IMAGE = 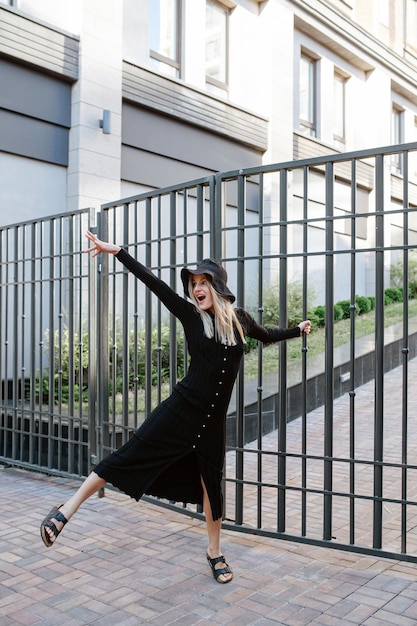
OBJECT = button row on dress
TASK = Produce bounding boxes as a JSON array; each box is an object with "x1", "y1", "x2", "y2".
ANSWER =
[{"x1": 192, "y1": 344, "x2": 229, "y2": 450}]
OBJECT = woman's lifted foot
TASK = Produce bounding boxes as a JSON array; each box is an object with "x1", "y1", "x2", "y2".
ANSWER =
[{"x1": 40, "y1": 505, "x2": 68, "y2": 547}]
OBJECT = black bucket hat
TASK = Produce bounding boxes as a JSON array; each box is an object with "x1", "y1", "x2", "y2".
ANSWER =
[{"x1": 181, "y1": 258, "x2": 235, "y2": 303}]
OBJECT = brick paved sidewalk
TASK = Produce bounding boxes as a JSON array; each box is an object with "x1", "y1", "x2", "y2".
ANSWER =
[
  {"x1": 1, "y1": 465, "x2": 417, "y2": 626},
  {"x1": 2, "y1": 356, "x2": 417, "y2": 625}
]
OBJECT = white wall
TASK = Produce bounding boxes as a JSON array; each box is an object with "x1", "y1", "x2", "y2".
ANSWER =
[
  {"x1": 67, "y1": 0, "x2": 123, "y2": 212},
  {"x1": 17, "y1": 0, "x2": 83, "y2": 35},
  {"x1": 0, "y1": 153, "x2": 67, "y2": 226}
]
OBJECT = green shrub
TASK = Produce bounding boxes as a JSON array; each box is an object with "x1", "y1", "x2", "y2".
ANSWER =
[
  {"x1": 307, "y1": 309, "x2": 323, "y2": 329},
  {"x1": 313, "y1": 305, "x2": 325, "y2": 327},
  {"x1": 261, "y1": 281, "x2": 316, "y2": 328},
  {"x1": 355, "y1": 295, "x2": 372, "y2": 314},
  {"x1": 244, "y1": 336, "x2": 258, "y2": 353},
  {"x1": 384, "y1": 287, "x2": 402, "y2": 303},
  {"x1": 334, "y1": 304, "x2": 344, "y2": 322},
  {"x1": 391, "y1": 252, "x2": 417, "y2": 294},
  {"x1": 409, "y1": 282, "x2": 417, "y2": 299},
  {"x1": 338, "y1": 300, "x2": 351, "y2": 319},
  {"x1": 40, "y1": 320, "x2": 186, "y2": 404}
]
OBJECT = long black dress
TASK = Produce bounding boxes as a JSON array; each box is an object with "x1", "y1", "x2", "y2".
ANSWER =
[{"x1": 94, "y1": 249, "x2": 301, "y2": 521}]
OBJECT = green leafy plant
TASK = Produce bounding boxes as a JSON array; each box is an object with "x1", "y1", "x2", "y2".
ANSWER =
[
  {"x1": 39, "y1": 320, "x2": 185, "y2": 404},
  {"x1": 384, "y1": 287, "x2": 402, "y2": 304},
  {"x1": 391, "y1": 252, "x2": 417, "y2": 298},
  {"x1": 261, "y1": 282, "x2": 315, "y2": 328}
]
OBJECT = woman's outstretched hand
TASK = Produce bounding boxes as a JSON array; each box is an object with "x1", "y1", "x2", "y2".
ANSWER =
[
  {"x1": 298, "y1": 320, "x2": 311, "y2": 335},
  {"x1": 84, "y1": 231, "x2": 121, "y2": 257}
]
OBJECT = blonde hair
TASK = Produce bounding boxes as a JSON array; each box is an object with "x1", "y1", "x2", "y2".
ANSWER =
[{"x1": 188, "y1": 278, "x2": 245, "y2": 345}]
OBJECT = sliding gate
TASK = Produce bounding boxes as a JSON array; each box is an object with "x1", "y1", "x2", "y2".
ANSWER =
[{"x1": 2, "y1": 143, "x2": 417, "y2": 561}]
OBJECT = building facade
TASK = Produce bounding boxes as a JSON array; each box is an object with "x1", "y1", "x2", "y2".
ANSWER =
[{"x1": 1, "y1": 0, "x2": 417, "y2": 299}]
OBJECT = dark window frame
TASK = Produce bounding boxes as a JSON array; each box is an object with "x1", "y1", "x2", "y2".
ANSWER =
[
  {"x1": 149, "y1": 0, "x2": 182, "y2": 78},
  {"x1": 333, "y1": 70, "x2": 348, "y2": 145},
  {"x1": 299, "y1": 52, "x2": 317, "y2": 138},
  {"x1": 205, "y1": 0, "x2": 230, "y2": 92},
  {"x1": 391, "y1": 104, "x2": 404, "y2": 174}
]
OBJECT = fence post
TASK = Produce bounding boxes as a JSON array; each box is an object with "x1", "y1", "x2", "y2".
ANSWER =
[
  {"x1": 87, "y1": 210, "x2": 98, "y2": 474},
  {"x1": 278, "y1": 168, "x2": 288, "y2": 533},
  {"x1": 373, "y1": 154, "x2": 385, "y2": 550},
  {"x1": 324, "y1": 161, "x2": 334, "y2": 542}
]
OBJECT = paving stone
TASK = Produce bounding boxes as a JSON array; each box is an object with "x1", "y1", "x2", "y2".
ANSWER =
[{"x1": 3, "y1": 358, "x2": 417, "y2": 624}]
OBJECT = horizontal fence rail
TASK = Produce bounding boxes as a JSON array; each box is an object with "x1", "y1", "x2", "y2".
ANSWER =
[{"x1": 2, "y1": 142, "x2": 417, "y2": 561}]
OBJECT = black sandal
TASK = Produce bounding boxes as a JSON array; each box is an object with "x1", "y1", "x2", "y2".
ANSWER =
[
  {"x1": 40, "y1": 505, "x2": 68, "y2": 547},
  {"x1": 206, "y1": 553, "x2": 233, "y2": 583}
]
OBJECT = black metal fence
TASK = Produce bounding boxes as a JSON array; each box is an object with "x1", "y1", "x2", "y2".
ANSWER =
[
  {"x1": 0, "y1": 208, "x2": 96, "y2": 477},
  {"x1": 2, "y1": 142, "x2": 417, "y2": 561}
]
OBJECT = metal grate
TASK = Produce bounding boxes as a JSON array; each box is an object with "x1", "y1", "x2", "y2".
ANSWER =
[{"x1": 0, "y1": 208, "x2": 95, "y2": 477}]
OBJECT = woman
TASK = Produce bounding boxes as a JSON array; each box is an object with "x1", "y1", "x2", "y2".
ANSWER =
[{"x1": 40, "y1": 231, "x2": 311, "y2": 584}]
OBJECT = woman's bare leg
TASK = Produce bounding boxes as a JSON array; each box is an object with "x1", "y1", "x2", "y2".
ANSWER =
[
  {"x1": 201, "y1": 478, "x2": 232, "y2": 583},
  {"x1": 44, "y1": 471, "x2": 106, "y2": 544}
]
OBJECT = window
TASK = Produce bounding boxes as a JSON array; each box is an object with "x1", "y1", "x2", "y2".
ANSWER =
[
  {"x1": 299, "y1": 54, "x2": 317, "y2": 137},
  {"x1": 149, "y1": 0, "x2": 181, "y2": 78},
  {"x1": 206, "y1": 0, "x2": 228, "y2": 90},
  {"x1": 405, "y1": 0, "x2": 417, "y2": 49},
  {"x1": 414, "y1": 115, "x2": 417, "y2": 177},
  {"x1": 391, "y1": 105, "x2": 404, "y2": 173},
  {"x1": 333, "y1": 72, "x2": 346, "y2": 147},
  {"x1": 377, "y1": 0, "x2": 389, "y2": 26}
]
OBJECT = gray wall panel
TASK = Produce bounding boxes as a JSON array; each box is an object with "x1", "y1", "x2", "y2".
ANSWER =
[
  {"x1": 123, "y1": 62, "x2": 268, "y2": 152},
  {"x1": 0, "y1": 58, "x2": 71, "y2": 126},
  {"x1": 0, "y1": 5, "x2": 79, "y2": 80},
  {"x1": 122, "y1": 145, "x2": 209, "y2": 188},
  {"x1": 0, "y1": 109, "x2": 69, "y2": 165},
  {"x1": 122, "y1": 103, "x2": 262, "y2": 187}
]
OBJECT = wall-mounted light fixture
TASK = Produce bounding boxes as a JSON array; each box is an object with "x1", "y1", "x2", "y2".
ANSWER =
[{"x1": 99, "y1": 110, "x2": 111, "y2": 134}]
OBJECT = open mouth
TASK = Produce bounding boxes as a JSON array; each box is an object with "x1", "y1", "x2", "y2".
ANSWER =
[{"x1": 197, "y1": 295, "x2": 205, "y2": 303}]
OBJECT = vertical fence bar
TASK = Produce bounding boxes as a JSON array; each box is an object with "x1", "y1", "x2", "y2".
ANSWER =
[
  {"x1": 11, "y1": 228, "x2": 19, "y2": 460},
  {"x1": 169, "y1": 191, "x2": 178, "y2": 391},
  {"x1": 234, "y1": 173, "x2": 246, "y2": 526},
  {"x1": 323, "y1": 162, "x2": 334, "y2": 541},
  {"x1": 132, "y1": 201, "x2": 140, "y2": 430},
  {"x1": 0, "y1": 229, "x2": 3, "y2": 458},
  {"x1": 401, "y1": 151, "x2": 409, "y2": 554},
  {"x1": 29, "y1": 223, "x2": 36, "y2": 465},
  {"x1": 56, "y1": 219, "x2": 63, "y2": 469},
  {"x1": 182, "y1": 191, "x2": 190, "y2": 378},
  {"x1": 67, "y1": 217, "x2": 75, "y2": 472},
  {"x1": 87, "y1": 209, "x2": 98, "y2": 474},
  {"x1": 37, "y1": 223, "x2": 45, "y2": 466},
  {"x1": 145, "y1": 198, "x2": 154, "y2": 416},
  {"x1": 278, "y1": 168, "x2": 288, "y2": 533},
  {"x1": 4, "y1": 231, "x2": 11, "y2": 456},
  {"x1": 19, "y1": 226, "x2": 26, "y2": 462},
  {"x1": 47, "y1": 222, "x2": 55, "y2": 469},
  {"x1": 256, "y1": 172, "x2": 264, "y2": 529},
  {"x1": 97, "y1": 210, "x2": 109, "y2": 462},
  {"x1": 349, "y1": 160, "x2": 357, "y2": 545},
  {"x1": 110, "y1": 214, "x2": 119, "y2": 447},
  {"x1": 301, "y1": 165, "x2": 309, "y2": 537},
  {"x1": 373, "y1": 153, "x2": 385, "y2": 550},
  {"x1": 213, "y1": 175, "x2": 222, "y2": 261},
  {"x1": 196, "y1": 183, "x2": 204, "y2": 260},
  {"x1": 121, "y1": 205, "x2": 130, "y2": 442}
]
